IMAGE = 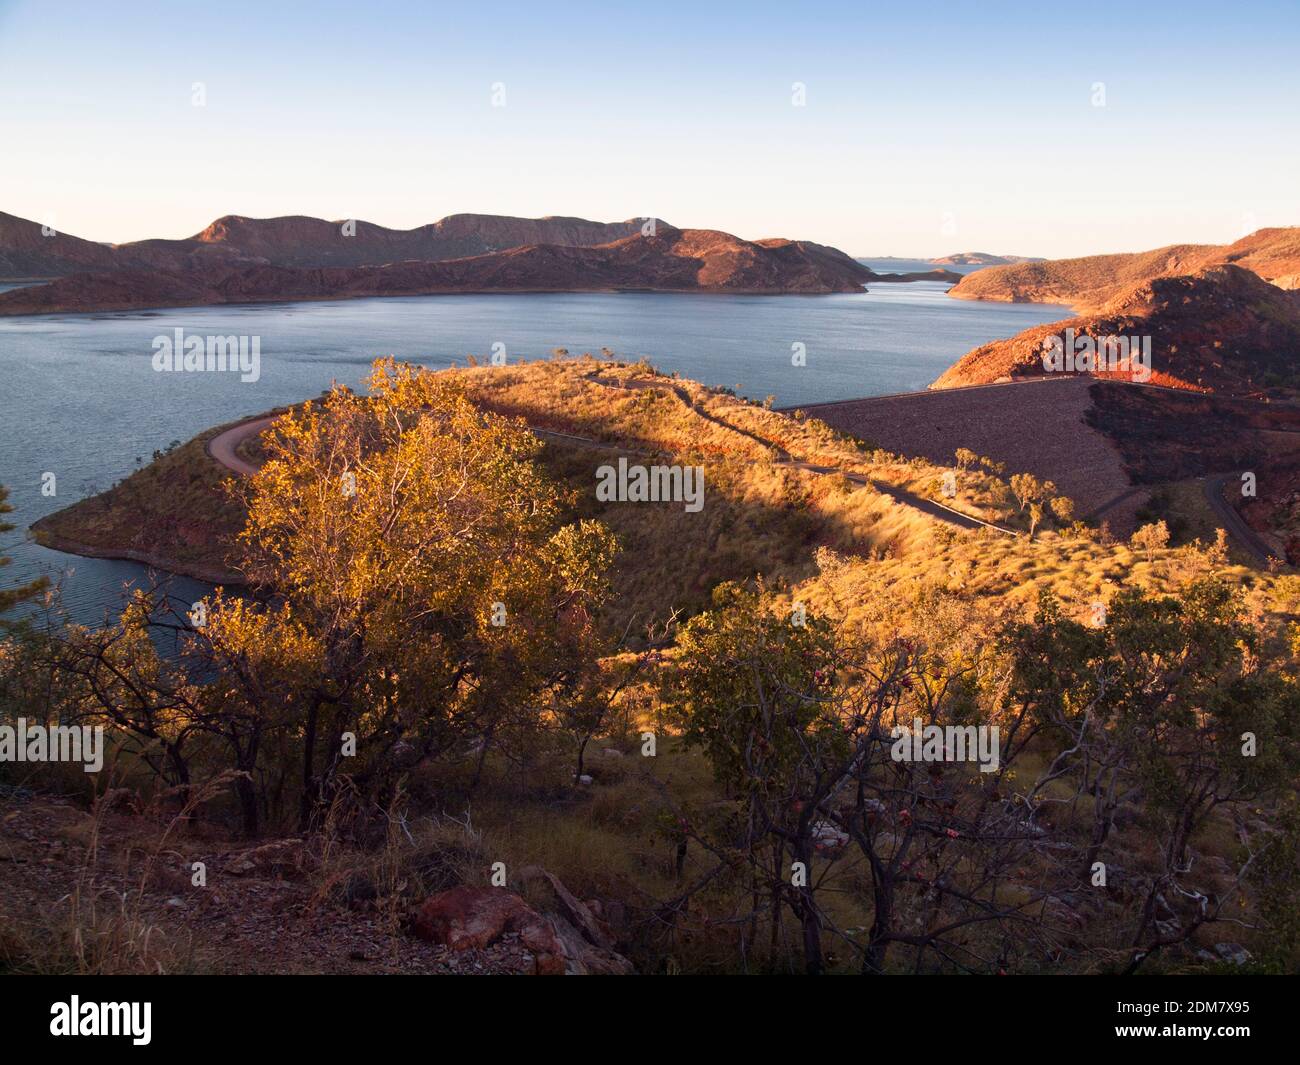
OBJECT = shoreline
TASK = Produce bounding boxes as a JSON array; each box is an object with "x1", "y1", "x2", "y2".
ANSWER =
[
  {"x1": 27, "y1": 371, "x2": 1282, "y2": 582},
  {"x1": 0, "y1": 282, "x2": 881, "y2": 319},
  {"x1": 28, "y1": 524, "x2": 245, "y2": 586},
  {"x1": 0, "y1": 272, "x2": 970, "y2": 320},
  {"x1": 30, "y1": 367, "x2": 1020, "y2": 583}
]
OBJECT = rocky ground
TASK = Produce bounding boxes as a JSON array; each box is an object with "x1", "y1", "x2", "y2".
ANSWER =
[{"x1": 0, "y1": 788, "x2": 632, "y2": 975}]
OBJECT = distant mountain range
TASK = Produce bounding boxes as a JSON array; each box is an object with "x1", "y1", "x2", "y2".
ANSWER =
[
  {"x1": 0, "y1": 211, "x2": 664, "y2": 279},
  {"x1": 933, "y1": 263, "x2": 1300, "y2": 395},
  {"x1": 858, "y1": 253, "x2": 1044, "y2": 267},
  {"x1": 930, "y1": 252, "x2": 1046, "y2": 266},
  {"x1": 934, "y1": 226, "x2": 1300, "y2": 396},
  {"x1": 947, "y1": 228, "x2": 1300, "y2": 311},
  {"x1": 0, "y1": 213, "x2": 934, "y2": 313}
]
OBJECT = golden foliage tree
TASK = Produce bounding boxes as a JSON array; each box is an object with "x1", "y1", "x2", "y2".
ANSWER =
[{"x1": 219, "y1": 358, "x2": 616, "y2": 828}]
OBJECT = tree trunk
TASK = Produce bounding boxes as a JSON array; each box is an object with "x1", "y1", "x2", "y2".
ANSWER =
[
  {"x1": 575, "y1": 735, "x2": 591, "y2": 784},
  {"x1": 863, "y1": 872, "x2": 894, "y2": 974},
  {"x1": 299, "y1": 696, "x2": 320, "y2": 832},
  {"x1": 470, "y1": 725, "x2": 496, "y2": 792},
  {"x1": 768, "y1": 842, "x2": 784, "y2": 971},
  {"x1": 235, "y1": 772, "x2": 259, "y2": 837},
  {"x1": 794, "y1": 840, "x2": 822, "y2": 975}
]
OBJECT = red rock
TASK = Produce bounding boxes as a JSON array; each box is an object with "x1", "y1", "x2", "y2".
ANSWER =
[
  {"x1": 410, "y1": 886, "x2": 566, "y2": 975},
  {"x1": 934, "y1": 265, "x2": 1300, "y2": 396},
  {"x1": 948, "y1": 227, "x2": 1300, "y2": 311}
]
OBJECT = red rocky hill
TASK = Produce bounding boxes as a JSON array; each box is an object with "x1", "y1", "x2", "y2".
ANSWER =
[
  {"x1": 933, "y1": 265, "x2": 1300, "y2": 397},
  {"x1": 948, "y1": 228, "x2": 1300, "y2": 311},
  {"x1": 0, "y1": 226, "x2": 877, "y2": 315}
]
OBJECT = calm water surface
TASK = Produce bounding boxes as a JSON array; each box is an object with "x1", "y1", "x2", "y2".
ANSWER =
[{"x1": 0, "y1": 274, "x2": 1068, "y2": 622}]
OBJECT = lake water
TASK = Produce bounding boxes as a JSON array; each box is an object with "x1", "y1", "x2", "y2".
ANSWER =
[{"x1": 0, "y1": 271, "x2": 1068, "y2": 623}]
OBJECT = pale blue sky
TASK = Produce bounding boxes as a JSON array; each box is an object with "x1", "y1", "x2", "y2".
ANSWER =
[{"x1": 1, "y1": 0, "x2": 1296, "y2": 257}]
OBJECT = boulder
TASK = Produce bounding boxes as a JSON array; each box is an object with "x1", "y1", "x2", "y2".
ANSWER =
[
  {"x1": 811, "y1": 820, "x2": 850, "y2": 854},
  {"x1": 411, "y1": 886, "x2": 566, "y2": 975},
  {"x1": 412, "y1": 874, "x2": 637, "y2": 975},
  {"x1": 1213, "y1": 942, "x2": 1253, "y2": 966},
  {"x1": 223, "y1": 838, "x2": 314, "y2": 878}
]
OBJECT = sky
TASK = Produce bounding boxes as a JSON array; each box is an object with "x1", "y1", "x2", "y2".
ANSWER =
[{"x1": 1, "y1": 0, "x2": 1297, "y2": 259}]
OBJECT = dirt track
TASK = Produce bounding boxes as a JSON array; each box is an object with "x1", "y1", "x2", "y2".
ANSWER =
[
  {"x1": 190, "y1": 376, "x2": 1293, "y2": 565},
  {"x1": 1203, "y1": 472, "x2": 1279, "y2": 565},
  {"x1": 203, "y1": 383, "x2": 1013, "y2": 537},
  {"x1": 206, "y1": 414, "x2": 278, "y2": 477}
]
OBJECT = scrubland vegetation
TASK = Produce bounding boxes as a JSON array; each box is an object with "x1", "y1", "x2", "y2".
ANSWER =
[{"x1": 3, "y1": 355, "x2": 1299, "y2": 975}]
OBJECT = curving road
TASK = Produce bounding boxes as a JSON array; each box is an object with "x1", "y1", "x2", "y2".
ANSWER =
[
  {"x1": 206, "y1": 378, "x2": 1286, "y2": 559},
  {"x1": 206, "y1": 414, "x2": 280, "y2": 477},
  {"x1": 1202, "y1": 472, "x2": 1277, "y2": 566},
  {"x1": 203, "y1": 387, "x2": 1013, "y2": 537}
]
